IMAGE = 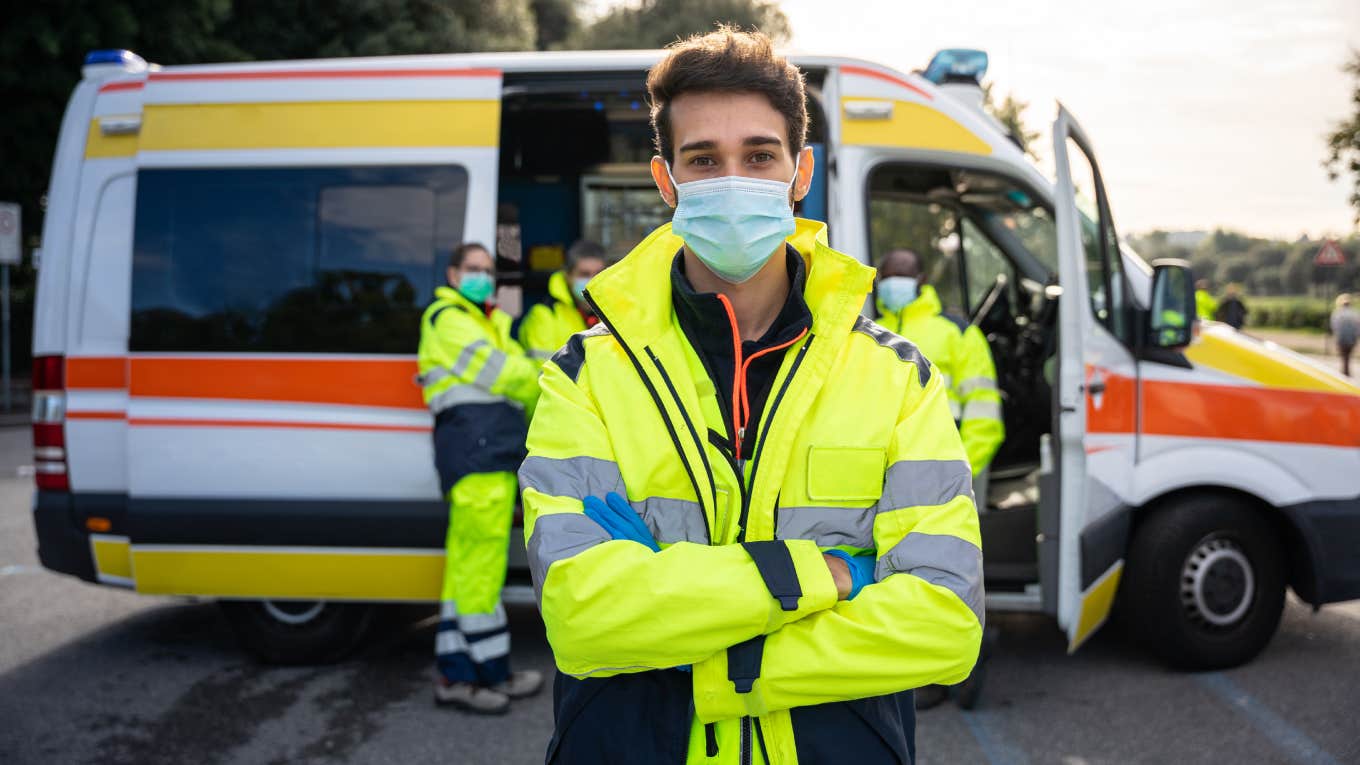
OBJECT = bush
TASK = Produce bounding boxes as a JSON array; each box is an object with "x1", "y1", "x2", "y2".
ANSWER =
[{"x1": 1247, "y1": 296, "x2": 1332, "y2": 331}]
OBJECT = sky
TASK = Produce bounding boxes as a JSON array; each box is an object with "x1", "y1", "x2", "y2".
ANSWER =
[{"x1": 776, "y1": 0, "x2": 1360, "y2": 238}]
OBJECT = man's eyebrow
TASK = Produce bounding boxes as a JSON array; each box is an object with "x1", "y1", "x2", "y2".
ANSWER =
[
  {"x1": 678, "y1": 139, "x2": 716, "y2": 153},
  {"x1": 743, "y1": 135, "x2": 783, "y2": 147}
]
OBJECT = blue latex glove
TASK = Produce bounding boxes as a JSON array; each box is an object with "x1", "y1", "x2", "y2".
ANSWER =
[
  {"x1": 823, "y1": 549, "x2": 877, "y2": 600},
  {"x1": 582, "y1": 491, "x2": 660, "y2": 552}
]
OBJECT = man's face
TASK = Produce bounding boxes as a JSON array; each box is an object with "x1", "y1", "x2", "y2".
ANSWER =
[
  {"x1": 879, "y1": 250, "x2": 923, "y2": 281},
  {"x1": 650, "y1": 91, "x2": 812, "y2": 206},
  {"x1": 568, "y1": 256, "x2": 606, "y2": 284},
  {"x1": 447, "y1": 246, "x2": 494, "y2": 289}
]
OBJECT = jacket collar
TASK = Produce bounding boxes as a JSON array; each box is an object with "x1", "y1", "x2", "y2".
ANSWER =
[
  {"x1": 671, "y1": 245, "x2": 812, "y2": 354},
  {"x1": 879, "y1": 283, "x2": 943, "y2": 326},
  {"x1": 434, "y1": 285, "x2": 491, "y2": 317},
  {"x1": 585, "y1": 219, "x2": 874, "y2": 350},
  {"x1": 547, "y1": 270, "x2": 574, "y2": 309}
]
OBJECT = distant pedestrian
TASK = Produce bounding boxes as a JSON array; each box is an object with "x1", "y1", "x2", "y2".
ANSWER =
[
  {"x1": 1215, "y1": 283, "x2": 1248, "y2": 330},
  {"x1": 1331, "y1": 294, "x2": 1359, "y2": 377},
  {"x1": 1195, "y1": 279, "x2": 1218, "y2": 322}
]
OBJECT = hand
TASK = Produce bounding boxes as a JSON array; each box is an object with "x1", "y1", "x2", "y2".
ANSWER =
[
  {"x1": 824, "y1": 553, "x2": 853, "y2": 600},
  {"x1": 582, "y1": 491, "x2": 660, "y2": 552},
  {"x1": 824, "y1": 550, "x2": 876, "y2": 601}
]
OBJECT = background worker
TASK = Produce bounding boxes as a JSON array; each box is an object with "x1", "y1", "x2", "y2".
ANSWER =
[
  {"x1": 417, "y1": 243, "x2": 544, "y2": 714},
  {"x1": 1195, "y1": 278, "x2": 1219, "y2": 322},
  {"x1": 522, "y1": 28, "x2": 982, "y2": 763},
  {"x1": 875, "y1": 248, "x2": 1003, "y2": 711},
  {"x1": 1215, "y1": 283, "x2": 1249, "y2": 330},
  {"x1": 1331, "y1": 293, "x2": 1359, "y2": 377},
  {"x1": 517, "y1": 239, "x2": 609, "y2": 361}
]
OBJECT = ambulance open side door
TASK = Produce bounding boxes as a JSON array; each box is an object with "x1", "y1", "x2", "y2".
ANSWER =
[{"x1": 1051, "y1": 105, "x2": 1140, "y2": 652}]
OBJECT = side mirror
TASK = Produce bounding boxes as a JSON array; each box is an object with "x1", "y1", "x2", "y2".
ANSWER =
[{"x1": 1148, "y1": 259, "x2": 1194, "y2": 348}]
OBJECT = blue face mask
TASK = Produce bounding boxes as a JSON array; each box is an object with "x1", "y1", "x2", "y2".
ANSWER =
[
  {"x1": 458, "y1": 271, "x2": 495, "y2": 305},
  {"x1": 878, "y1": 276, "x2": 919, "y2": 313},
  {"x1": 571, "y1": 277, "x2": 591, "y2": 301},
  {"x1": 668, "y1": 159, "x2": 799, "y2": 284}
]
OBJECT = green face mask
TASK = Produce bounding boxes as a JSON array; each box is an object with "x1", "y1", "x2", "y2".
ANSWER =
[{"x1": 458, "y1": 271, "x2": 495, "y2": 304}]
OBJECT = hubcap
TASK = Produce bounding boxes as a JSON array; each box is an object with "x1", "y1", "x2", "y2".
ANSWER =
[
  {"x1": 262, "y1": 599, "x2": 327, "y2": 626},
  {"x1": 1180, "y1": 537, "x2": 1254, "y2": 628}
]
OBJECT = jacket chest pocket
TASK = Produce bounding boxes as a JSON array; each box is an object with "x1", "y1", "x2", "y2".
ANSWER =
[{"x1": 806, "y1": 446, "x2": 886, "y2": 503}]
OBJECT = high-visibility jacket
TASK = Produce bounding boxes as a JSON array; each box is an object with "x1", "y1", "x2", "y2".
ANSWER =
[
  {"x1": 518, "y1": 270, "x2": 590, "y2": 362},
  {"x1": 417, "y1": 286, "x2": 540, "y2": 494},
  {"x1": 522, "y1": 219, "x2": 983, "y2": 764},
  {"x1": 1196, "y1": 289, "x2": 1219, "y2": 322},
  {"x1": 878, "y1": 285, "x2": 1004, "y2": 476}
]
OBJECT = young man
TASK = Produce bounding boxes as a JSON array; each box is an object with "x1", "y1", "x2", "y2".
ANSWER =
[
  {"x1": 417, "y1": 243, "x2": 544, "y2": 714},
  {"x1": 517, "y1": 239, "x2": 609, "y2": 361},
  {"x1": 521, "y1": 28, "x2": 983, "y2": 763}
]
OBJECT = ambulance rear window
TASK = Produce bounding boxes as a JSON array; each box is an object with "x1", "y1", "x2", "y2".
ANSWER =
[{"x1": 130, "y1": 165, "x2": 468, "y2": 354}]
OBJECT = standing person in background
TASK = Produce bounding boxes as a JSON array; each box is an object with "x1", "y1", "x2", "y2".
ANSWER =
[
  {"x1": 1332, "y1": 293, "x2": 1359, "y2": 377},
  {"x1": 417, "y1": 243, "x2": 544, "y2": 714},
  {"x1": 518, "y1": 240, "x2": 609, "y2": 361},
  {"x1": 1216, "y1": 283, "x2": 1249, "y2": 330},
  {"x1": 1195, "y1": 279, "x2": 1219, "y2": 323}
]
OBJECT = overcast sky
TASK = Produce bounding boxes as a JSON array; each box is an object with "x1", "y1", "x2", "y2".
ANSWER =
[{"x1": 777, "y1": 0, "x2": 1359, "y2": 238}]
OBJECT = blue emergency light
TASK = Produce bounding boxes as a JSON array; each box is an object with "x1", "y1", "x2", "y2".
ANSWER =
[
  {"x1": 84, "y1": 49, "x2": 143, "y2": 67},
  {"x1": 923, "y1": 49, "x2": 989, "y2": 85}
]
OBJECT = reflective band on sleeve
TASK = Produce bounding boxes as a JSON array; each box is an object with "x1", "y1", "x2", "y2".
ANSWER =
[
  {"x1": 957, "y1": 376, "x2": 998, "y2": 396},
  {"x1": 529, "y1": 349, "x2": 555, "y2": 361},
  {"x1": 526, "y1": 512, "x2": 612, "y2": 599},
  {"x1": 875, "y1": 531, "x2": 984, "y2": 624},
  {"x1": 450, "y1": 339, "x2": 490, "y2": 378},
  {"x1": 948, "y1": 399, "x2": 963, "y2": 420},
  {"x1": 878, "y1": 459, "x2": 974, "y2": 512},
  {"x1": 632, "y1": 497, "x2": 709, "y2": 545},
  {"x1": 440, "y1": 601, "x2": 459, "y2": 620},
  {"x1": 467, "y1": 632, "x2": 511, "y2": 663},
  {"x1": 427, "y1": 384, "x2": 509, "y2": 414},
  {"x1": 436, "y1": 629, "x2": 468, "y2": 657},
  {"x1": 419, "y1": 367, "x2": 453, "y2": 388},
  {"x1": 519, "y1": 455, "x2": 626, "y2": 500},
  {"x1": 961, "y1": 399, "x2": 1002, "y2": 422},
  {"x1": 474, "y1": 349, "x2": 507, "y2": 391},
  {"x1": 775, "y1": 504, "x2": 876, "y2": 549}
]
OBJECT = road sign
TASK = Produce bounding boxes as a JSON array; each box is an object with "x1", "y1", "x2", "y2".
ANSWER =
[
  {"x1": 1314, "y1": 239, "x2": 1346, "y2": 267},
  {"x1": 0, "y1": 204, "x2": 19, "y2": 265}
]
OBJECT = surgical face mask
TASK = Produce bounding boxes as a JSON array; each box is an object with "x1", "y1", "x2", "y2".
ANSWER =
[
  {"x1": 668, "y1": 159, "x2": 799, "y2": 284},
  {"x1": 878, "y1": 276, "x2": 919, "y2": 313},
  {"x1": 571, "y1": 277, "x2": 591, "y2": 301},
  {"x1": 458, "y1": 271, "x2": 495, "y2": 305}
]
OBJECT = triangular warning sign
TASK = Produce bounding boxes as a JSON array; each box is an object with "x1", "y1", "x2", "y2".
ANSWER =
[{"x1": 1314, "y1": 239, "x2": 1346, "y2": 266}]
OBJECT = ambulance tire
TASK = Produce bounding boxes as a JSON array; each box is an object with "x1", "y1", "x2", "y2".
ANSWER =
[
  {"x1": 1123, "y1": 495, "x2": 1284, "y2": 670},
  {"x1": 220, "y1": 600, "x2": 375, "y2": 665}
]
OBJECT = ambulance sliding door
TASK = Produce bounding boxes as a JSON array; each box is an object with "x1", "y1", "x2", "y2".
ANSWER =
[{"x1": 1051, "y1": 105, "x2": 1139, "y2": 651}]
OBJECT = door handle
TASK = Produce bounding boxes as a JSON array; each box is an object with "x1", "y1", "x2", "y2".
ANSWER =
[{"x1": 1086, "y1": 380, "x2": 1106, "y2": 395}]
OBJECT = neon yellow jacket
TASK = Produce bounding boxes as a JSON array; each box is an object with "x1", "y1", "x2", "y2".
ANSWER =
[
  {"x1": 522, "y1": 220, "x2": 983, "y2": 764},
  {"x1": 518, "y1": 271, "x2": 590, "y2": 362},
  {"x1": 879, "y1": 285, "x2": 1004, "y2": 477},
  {"x1": 417, "y1": 286, "x2": 540, "y2": 493},
  {"x1": 1196, "y1": 289, "x2": 1219, "y2": 322}
]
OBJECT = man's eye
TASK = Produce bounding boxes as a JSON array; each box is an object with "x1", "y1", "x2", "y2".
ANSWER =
[
  {"x1": 689, "y1": 156, "x2": 715, "y2": 167},
  {"x1": 750, "y1": 152, "x2": 774, "y2": 163}
]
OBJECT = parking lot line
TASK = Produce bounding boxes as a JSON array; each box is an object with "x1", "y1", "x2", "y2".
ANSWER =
[
  {"x1": 1196, "y1": 672, "x2": 1340, "y2": 765},
  {"x1": 959, "y1": 707, "x2": 1031, "y2": 765}
]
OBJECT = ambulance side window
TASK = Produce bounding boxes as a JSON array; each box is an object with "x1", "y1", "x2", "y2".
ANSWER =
[
  {"x1": 1063, "y1": 139, "x2": 1129, "y2": 342},
  {"x1": 130, "y1": 165, "x2": 468, "y2": 354},
  {"x1": 866, "y1": 166, "x2": 966, "y2": 317}
]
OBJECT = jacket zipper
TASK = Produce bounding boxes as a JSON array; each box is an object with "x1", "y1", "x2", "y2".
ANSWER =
[
  {"x1": 645, "y1": 346, "x2": 718, "y2": 543},
  {"x1": 737, "y1": 335, "x2": 814, "y2": 543},
  {"x1": 741, "y1": 716, "x2": 752, "y2": 765}
]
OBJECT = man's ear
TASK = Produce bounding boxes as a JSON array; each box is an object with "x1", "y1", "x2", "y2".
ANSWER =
[
  {"x1": 792, "y1": 145, "x2": 815, "y2": 202},
  {"x1": 650, "y1": 156, "x2": 677, "y2": 208},
  {"x1": 446, "y1": 266, "x2": 459, "y2": 288}
]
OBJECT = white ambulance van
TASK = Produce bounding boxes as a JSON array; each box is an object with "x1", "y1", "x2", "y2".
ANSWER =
[{"x1": 33, "y1": 47, "x2": 1360, "y2": 664}]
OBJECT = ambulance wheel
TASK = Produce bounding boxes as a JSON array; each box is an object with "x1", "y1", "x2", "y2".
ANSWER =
[
  {"x1": 220, "y1": 600, "x2": 375, "y2": 665},
  {"x1": 1122, "y1": 495, "x2": 1284, "y2": 670}
]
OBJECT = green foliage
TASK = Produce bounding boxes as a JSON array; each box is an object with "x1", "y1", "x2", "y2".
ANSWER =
[
  {"x1": 572, "y1": 0, "x2": 790, "y2": 50},
  {"x1": 1128, "y1": 229, "x2": 1359, "y2": 302},
  {"x1": 1322, "y1": 49, "x2": 1360, "y2": 228},
  {"x1": 982, "y1": 82, "x2": 1040, "y2": 160},
  {"x1": 1247, "y1": 296, "x2": 1333, "y2": 332}
]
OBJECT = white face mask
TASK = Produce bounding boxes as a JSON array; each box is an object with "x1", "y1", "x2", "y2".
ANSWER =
[
  {"x1": 878, "y1": 276, "x2": 919, "y2": 312},
  {"x1": 667, "y1": 158, "x2": 800, "y2": 284}
]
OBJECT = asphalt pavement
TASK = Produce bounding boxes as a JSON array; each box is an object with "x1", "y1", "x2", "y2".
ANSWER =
[{"x1": 1, "y1": 425, "x2": 1358, "y2": 764}]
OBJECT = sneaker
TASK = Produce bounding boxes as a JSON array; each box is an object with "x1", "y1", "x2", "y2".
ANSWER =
[
  {"x1": 434, "y1": 680, "x2": 510, "y2": 714},
  {"x1": 492, "y1": 669, "x2": 544, "y2": 700}
]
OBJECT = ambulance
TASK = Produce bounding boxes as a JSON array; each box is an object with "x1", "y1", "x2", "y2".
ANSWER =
[{"x1": 32, "y1": 47, "x2": 1360, "y2": 665}]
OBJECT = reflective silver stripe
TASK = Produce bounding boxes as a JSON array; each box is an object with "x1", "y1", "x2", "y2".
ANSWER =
[
  {"x1": 529, "y1": 349, "x2": 554, "y2": 361},
  {"x1": 428, "y1": 384, "x2": 509, "y2": 414},
  {"x1": 526, "y1": 512, "x2": 612, "y2": 600},
  {"x1": 879, "y1": 459, "x2": 974, "y2": 512},
  {"x1": 633, "y1": 497, "x2": 708, "y2": 545},
  {"x1": 468, "y1": 632, "x2": 511, "y2": 663},
  {"x1": 961, "y1": 399, "x2": 1003, "y2": 422},
  {"x1": 436, "y1": 630, "x2": 468, "y2": 656},
  {"x1": 875, "y1": 531, "x2": 984, "y2": 624},
  {"x1": 474, "y1": 349, "x2": 507, "y2": 391},
  {"x1": 440, "y1": 601, "x2": 458, "y2": 620},
  {"x1": 520, "y1": 455, "x2": 625, "y2": 500},
  {"x1": 460, "y1": 604, "x2": 507, "y2": 634},
  {"x1": 419, "y1": 367, "x2": 453, "y2": 388},
  {"x1": 451, "y1": 339, "x2": 490, "y2": 378},
  {"x1": 957, "y1": 376, "x2": 998, "y2": 396},
  {"x1": 776, "y1": 505, "x2": 875, "y2": 549},
  {"x1": 948, "y1": 398, "x2": 963, "y2": 420}
]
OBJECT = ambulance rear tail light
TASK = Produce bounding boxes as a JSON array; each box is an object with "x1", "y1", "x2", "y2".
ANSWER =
[{"x1": 32, "y1": 355, "x2": 68, "y2": 492}]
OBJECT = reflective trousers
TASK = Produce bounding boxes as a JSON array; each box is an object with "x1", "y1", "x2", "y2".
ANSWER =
[{"x1": 435, "y1": 470, "x2": 517, "y2": 686}]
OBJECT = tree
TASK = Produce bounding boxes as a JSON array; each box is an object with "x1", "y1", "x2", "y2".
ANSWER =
[
  {"x1": 530, "y1": 0, "x2": 582, "y2": 50},
  {"x1": 1323, "y1": 49, "x2": 1360, "y2": 228},
  {"x1": 982, "y1": 82, "x2": 1040, "y2": 160},
  {"x1": 572, "y1": 0, "x2": 790, "y2": 50}
]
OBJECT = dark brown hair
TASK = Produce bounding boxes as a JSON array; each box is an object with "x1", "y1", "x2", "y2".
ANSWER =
[
  {"x1": 449, "y1": 242, "x2": 489, "y2": 268},
  {"x1": 646, "y1": 26, "x2": 807, "y2": 165}
]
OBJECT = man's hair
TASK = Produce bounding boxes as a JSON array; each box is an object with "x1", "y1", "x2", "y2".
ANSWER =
[
  {"x1": 449, "y1": 242, "x2": 489, "y2": 269},
  {"x1": 646, "y1": 25, "x2": 807, "y2": 165},
  {"x1": 566, "y1": 239, "x2": 607, "y2": 271}
]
